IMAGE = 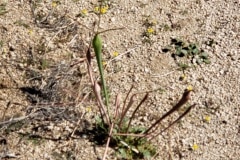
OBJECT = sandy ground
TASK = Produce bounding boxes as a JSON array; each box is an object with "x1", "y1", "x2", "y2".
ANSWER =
[{"x1": 0, "y1": 0, "x2": 239, "y2": 160}]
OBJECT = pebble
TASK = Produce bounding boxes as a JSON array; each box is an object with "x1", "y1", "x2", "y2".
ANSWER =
[{"x1": 110, "y1": 17, "x2": 115, "y2": 22}]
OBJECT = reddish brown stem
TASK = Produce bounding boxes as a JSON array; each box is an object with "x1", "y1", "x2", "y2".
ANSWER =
[
  {"x1": 121, "y1": 85, "x2": 134, "y2": 118},
  {"x1": 144, "y1": 90, "x2": 192, "y2": 136},
  {"x1": 148, "y1": 103, "x2": 196, "y2": 141},
  {"x1": 126, "y1": 93, "x2": 149, "y2": 133},
  {"x1": 119, "y1": 94, "x2": 136, "y2": 128}
]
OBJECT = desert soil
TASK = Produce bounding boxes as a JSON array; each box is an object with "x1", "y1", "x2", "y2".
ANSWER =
[{"x1": 0, "y1": 0, "x2": 239, "y2": 160}]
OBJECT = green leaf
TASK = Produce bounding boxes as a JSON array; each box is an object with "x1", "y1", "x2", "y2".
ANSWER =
[
  {"x1": 178, "y1": 63, "x2": 189, "y2": 70},
  {"x1": 0, "y1": 4, "x2": 8, "y2": 16},
  {"x1": 95, "y1": 115, "x2": 102, "y2": 124},
  {"x1": 143, "y1": 150, "x2": 151, "y2": 159},
  {"x1": 92, "y1": 34, "x2": 109, "y2": 107},
  {"x1": 200, "y1": 52, "x2": 209, "y2": 59},
  {"x1": 93, "y1": 34, "x2": 102, "y2": 58},
  {"x1": 129, "y1": 126, "x2": 146, "y2": 134},
  {"x1": 118, "y1": 148, "x2": 127, "y2": 159},
  {"x1": 196, "y1": 58, "x2": 203, "y2": 65},
  {"x1": 0, "y1": 40, "x2": 3, "y2": 48},
  {"x1": 180, "y1": 49, "x2": 188, "y2": 56},
  {"x1": 192, "y1": 48, "x2": 199, "y2": 55},
  {"x1": 175, "y1": 47, "x2": 182, "y2": 56},
  {"x1": 203, "y1": 59, "x2": 211, "y2": 64},
  {"x1": 40, "y1": 59, "x2": 49, "y2": 70},
  {"x1": 189, "y1": 43, "x2": 197, "y2": 49}
]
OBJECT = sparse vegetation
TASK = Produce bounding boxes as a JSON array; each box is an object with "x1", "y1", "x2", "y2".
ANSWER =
[
  {"x1": 0, "y1": 0, "x2": 238, "y2": 160},
  {"x1": 88, "y1": 2, "x2": 196, "y2": 159},
  {"x1": 162, "y1": 38, "x2": 211, "y2": 80},
  {"x1": 142, "y1": 16, "x2": 157, "y2": 44},
  {"x1": 0, "y1": 3, "x2": 8, "y2": 16},
  {"x1": 163, "y1": 38, "x2": 211, "y2": 66}
]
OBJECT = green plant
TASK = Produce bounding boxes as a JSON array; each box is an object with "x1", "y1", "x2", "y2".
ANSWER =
[
  {"x1": 142, "y1": 16, "x2": 157, "y2": 44},
  {"x1": 14, "y1": 20, "x2": 30, "y2": 28},
  {"x1": 163, "y1": 38, "x2": 211, "y2": 69},
  {"x1": 0, "y1": 3, "x2": 8, "y2": 16},
  {"x1": 92, "y1": 34, "x2": 109, "y2": 107},
  {"x1": 39, "y1": 58, "x2": 49, "y2": 70},
  {"x1": 0, "y1": 40, "x2": 3, "y2": 48},
  {"x1": 85, "y1": 2, "x2": 196, "y2": 160}
]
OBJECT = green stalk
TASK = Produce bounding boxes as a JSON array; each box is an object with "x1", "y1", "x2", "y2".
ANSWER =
[{"x1": 92, "y1": 34, "x2": 109, "y2": 107}]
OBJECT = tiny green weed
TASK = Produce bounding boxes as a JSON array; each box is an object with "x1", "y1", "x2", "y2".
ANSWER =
[
  {"x1": 0, "y1": 3, "x2": 8, "y2": 16},
  {"x1": 142, "y1": 16, "x2": 157, "y2": 44},
  {"x1": 163, "y1": 38, "x2": 211, "y2": 72}
]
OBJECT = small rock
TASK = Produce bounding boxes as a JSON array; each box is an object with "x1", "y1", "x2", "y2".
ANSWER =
[{"x1": 110, "y1": 17, "x2": 115, "y2": 22}]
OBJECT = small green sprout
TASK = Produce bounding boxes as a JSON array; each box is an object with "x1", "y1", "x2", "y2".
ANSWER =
[{"x1": 142, "y1": 16, "x2": 157, "y2": 44}]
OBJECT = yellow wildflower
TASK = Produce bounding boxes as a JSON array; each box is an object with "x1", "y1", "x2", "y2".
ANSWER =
[
  {"x1": 112, "y1": 51, "x2": 119, "y2": 57},
  {"x1": 28, "y1": 29, "x2": 33, "y2": 35},
  {"x1": 86, "y1": 106, "x2": 92, "y2": 112},
  {"x1": 147, "y1": 27, "x2": 154, "y2": 34},
  {"x1": 192, "y1": 143, "x2": 199, "y2": 150},
  {"x1": 102, "y1": 61, "x2": 107, "y2": 66},
  {"x1": 81, "y1": 9, "x2": 88, "y2": 15},
  {"x1": 100, "y1": 5, "x2": 108, "y2": 14},
  {"x1": 94, "y1": 6, "x2": 99, "y2": 12},
  {"x1": 94, "y1": 5, "x2": 108, "y2": 14},
  {"x1": 204, "y1": 115, "x2": 211, "y2": 123},
  {"x1": 52, "y1": 1, "x2": 57, "y2": 8},
  {"x1": 187, "y1": 85, "x2": 193, "y2": 91}
]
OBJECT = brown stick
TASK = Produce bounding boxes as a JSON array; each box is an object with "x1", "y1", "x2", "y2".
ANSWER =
[{"x1": 102, "y1": 122, "x2": 114, "y2": 160}]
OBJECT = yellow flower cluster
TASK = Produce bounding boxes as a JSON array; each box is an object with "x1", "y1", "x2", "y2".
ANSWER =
[
  {"x1": 86, "y1": 106, "x2": 92, "y2": 112},
  {"x1": 52, "y1": 2, "x2": 57, "y2": 8},
  {"x1": 147, "y1": 27, "x2": 154, "y2": 34},
  {"x1": 94, "y1": 5, "x2": 109, "y2": 14},
  {"x1": 81, "y1": 9, "x2": 88, "y2": 15},
  {"x1": 187, "y1": 85, "x2": 193, "y2": 91},
  {"x1": 52, "y1": 1, "x2": 60, "y2": 8},
  {"x1": 28, "y1": 29, "x2": 33, "y2": 35},
  {"x1": 112, "y1": 51, "x2": 119, "y2": 57},
  {"x1": 192, "y1": 143, "x2": 199, "y2": 150},
  {"x1": 204, "y1": 115, "x2": 211, "y2": 122}
]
